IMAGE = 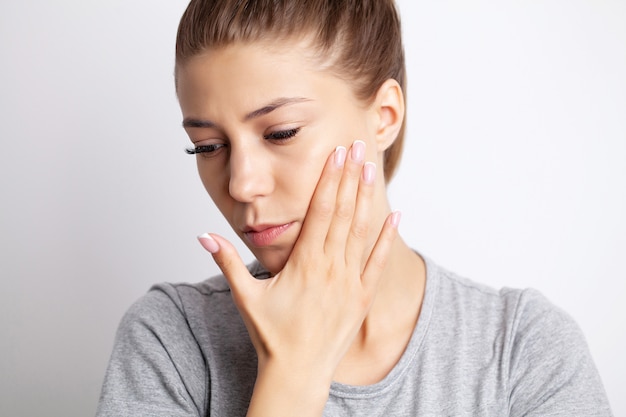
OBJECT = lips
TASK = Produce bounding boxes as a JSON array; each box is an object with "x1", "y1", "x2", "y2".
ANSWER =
[{"x1": 243, "y1": 222, "x2": 293, "y2": 247}]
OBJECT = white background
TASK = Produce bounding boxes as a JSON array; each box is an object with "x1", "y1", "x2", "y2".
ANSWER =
[{"x1": 1, "y1": 0, "x2": 624, "y2": 416}]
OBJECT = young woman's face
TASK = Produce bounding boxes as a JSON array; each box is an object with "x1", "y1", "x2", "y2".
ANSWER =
[{"x1": 177, "y1": 39, "x2": 386, "y2": 274}]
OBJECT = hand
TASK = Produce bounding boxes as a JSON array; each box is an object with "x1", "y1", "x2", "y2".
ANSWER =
[{"x1": 198, "y1": 140, "x2": 400, "y2": 415}]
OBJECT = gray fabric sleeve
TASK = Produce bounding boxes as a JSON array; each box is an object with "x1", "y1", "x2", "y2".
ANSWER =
[
  {"x1": 507, "y1": 289, "x2": 612, "y2": 417},
  {"x1": 96, "y1": 286, "x2": 208, "y2": 417}
]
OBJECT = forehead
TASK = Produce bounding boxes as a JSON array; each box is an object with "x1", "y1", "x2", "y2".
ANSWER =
[
  {"x1": 177, "y1": 36, "x2": 323, "y2": 84},
  {"x1": 175, "y1": 39, "x2": 361, "y2": 117}
]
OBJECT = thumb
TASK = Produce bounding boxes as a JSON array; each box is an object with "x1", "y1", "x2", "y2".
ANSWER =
[{"x1": 197, "y1": 233, "x2": 253, "y2": 297}]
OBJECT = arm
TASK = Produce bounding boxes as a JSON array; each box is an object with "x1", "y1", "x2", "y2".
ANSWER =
[
  {"x1": 508, "y1": 290, "x2": 613, "y2": 417},
  {"x1": 96, "y1": 287, "x2": 206, "y2": 417}
]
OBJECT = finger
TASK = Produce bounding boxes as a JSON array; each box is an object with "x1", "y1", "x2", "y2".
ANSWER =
[
  {"x1": 197, "y1": 233, "x2": 254, "y2": 300},
  {"x1": 361, "y1": 211, "x2": 401, "y2": 295},
  {"x1": 295, "y1": 145, "x2": 346, "y2": 252},
  {"x1": 324, "y1": 140, "x2": 366, "y2": 253},
  {"x1": 345, "y1": 161, "x2": 377, "y2": 264}
]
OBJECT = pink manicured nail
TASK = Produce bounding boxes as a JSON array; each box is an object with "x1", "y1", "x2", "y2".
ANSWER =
[
  {"x1": 363, "y1": 162, "x2": 376, "y2": 184},
  {"x1": 390, "y1": 211, "x2": 402, "y2": 228},
  {"x1": 351, "y1": 140, "x2": 365, "y2": 163},
  {"x1": 198, "y1": 233, "x2": 219, "y2": 253},
  {"x1": 334, "y1": 146, "x2": 347, "y2": 168}
]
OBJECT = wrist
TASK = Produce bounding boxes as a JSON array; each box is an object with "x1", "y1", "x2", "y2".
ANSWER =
[{"x1": 247, "y1": 358, "x2": 331, "y2": 417}]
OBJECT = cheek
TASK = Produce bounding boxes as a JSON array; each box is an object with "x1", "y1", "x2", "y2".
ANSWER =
[
  {"x1": 197, "y1": 161, "x2": 229, "y2": 206},
  {"x1": 273, "y1": 135, "x2": 340, "y2": 208},
  {"x1": 273, "y1": 120, "x2": 372, "y2": 212}
]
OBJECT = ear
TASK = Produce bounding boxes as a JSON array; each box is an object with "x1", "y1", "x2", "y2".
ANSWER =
[{"x1": 370, "y1": 79, "x2": 405, "y2": 152}]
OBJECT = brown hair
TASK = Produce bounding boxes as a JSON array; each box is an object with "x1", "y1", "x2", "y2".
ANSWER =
[{"x1": 176, "y1": 0, "x2": 406, "y2": 180}]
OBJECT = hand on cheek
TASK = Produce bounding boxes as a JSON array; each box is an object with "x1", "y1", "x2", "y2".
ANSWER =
[{"x1": 197, "y1": 140, "x2": 400, "y2": 402}]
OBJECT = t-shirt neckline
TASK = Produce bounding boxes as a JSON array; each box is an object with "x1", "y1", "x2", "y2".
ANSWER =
[{"x1": 327, "y1": 254, "x2": 438, "y2": 399}]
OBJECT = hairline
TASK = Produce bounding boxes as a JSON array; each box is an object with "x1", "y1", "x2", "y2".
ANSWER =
[{"x1": 175, "y1": 32, "x2": 377, "y2": 106}]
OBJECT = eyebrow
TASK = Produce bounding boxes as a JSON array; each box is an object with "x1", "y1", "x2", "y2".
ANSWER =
[{"x1": 182, "y1": 97, "x2": 312, "y2": 128}]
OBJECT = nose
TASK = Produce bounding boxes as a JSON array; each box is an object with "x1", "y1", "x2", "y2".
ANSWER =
[{"x1": 228, "y1": 144, "x2": 274, "y2": 202}]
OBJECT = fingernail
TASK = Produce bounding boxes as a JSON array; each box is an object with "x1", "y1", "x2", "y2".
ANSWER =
[
  {"x1": 334, "y1": 146, "x2": 347, "y2": 168},
  {"x1": 363, "y1": 162, "x2": 376, "y2": 184},
  {"x1": 351, "y1": 140, "x2": 365, "y2": 163},
  {"x1": 390, "y1": 211, "x2": 402, "y2": 228},
  {"x1": 198, "y1": 233, "x2": 219, "y2": 253}
]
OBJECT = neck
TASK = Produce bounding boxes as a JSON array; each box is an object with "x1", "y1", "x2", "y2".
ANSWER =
[
  {"x1": 363, "y1": 235, "x2": 425, "y2": 339},
  {"x1": 334, "y1": 234, "x2": 426, "y2": 385}
]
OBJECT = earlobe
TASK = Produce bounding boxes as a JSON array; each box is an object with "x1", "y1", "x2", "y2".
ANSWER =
[{"x1": 373, "y1": 79, "x2": 405, "y2": 152}]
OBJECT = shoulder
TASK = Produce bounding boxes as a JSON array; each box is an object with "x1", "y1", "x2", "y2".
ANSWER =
[
  {"x1": 119, "y1": 259, "x2": 270, "y2": 344},
  {"x1": 423, "y1": 258, "x2": 612, "y2": 415},
  {"x1": 425, "y1": 259, "x2": 524, "y2": 325},
  {"x1": 426, "y1": 258, "x2": 590, "y2": 356},
  {"x1": 430, "y1": 260, "x2": 611, "y2": 416},
  {"x1": 426, "y1": 258, "x2": 571, "y2": 327},
  {"x1": 97, "y1": 281, "x2": 214, "y2": 416},
  {"x1": 114, "y1": 274, "x2": 228, "y2": 341},
  {"x1": 503, "y1": 288, "x2": 612, "y2": 415},
  {"x1": 505, "y1": 287, "x2": 580, "y2": 346},
  {"x1": 125, "y1": 259, "x2": 269, "y2": 327},
  {"x1": 98, "y1": 262, "x2": 266, "y2": 416}
]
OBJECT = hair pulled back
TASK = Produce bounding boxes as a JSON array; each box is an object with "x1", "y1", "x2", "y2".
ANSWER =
[{"x1": 176, "y1": 0, "x2": 406, "y2": 180}]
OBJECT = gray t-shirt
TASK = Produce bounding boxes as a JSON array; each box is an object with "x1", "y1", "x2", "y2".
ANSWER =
[{"x1": 96, "y1": 257, "x2": 612, "y2": 416}]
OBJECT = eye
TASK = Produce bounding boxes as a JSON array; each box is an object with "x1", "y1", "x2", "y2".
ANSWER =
[
  {"x1": 185, "y1": 143, "x2": 227, "y2": 157},
  {"x1": 263, "y1": 127, "x2": 300, "y2": 142}
]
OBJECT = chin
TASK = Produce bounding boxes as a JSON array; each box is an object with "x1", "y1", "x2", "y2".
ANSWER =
[{"x1": 251, "y1": 246, "x2": 291, "y2": 276}]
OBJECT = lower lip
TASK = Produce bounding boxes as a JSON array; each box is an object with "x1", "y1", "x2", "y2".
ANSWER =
[{"x1": 244, "y1": 223, "x2": 293, "y2": 247}]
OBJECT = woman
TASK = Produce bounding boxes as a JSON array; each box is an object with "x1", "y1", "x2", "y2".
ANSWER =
[{"x1": 97, "y1": 0, "x2": 612, "y2": 416}]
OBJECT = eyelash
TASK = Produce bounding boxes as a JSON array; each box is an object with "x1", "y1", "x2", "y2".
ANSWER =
[
  {"x1": 185, "y1": 144, "x2": 224, "y2": 156},
  {"x1": 185, "y1": 128, "x2": 301, "y2": 156},
  {"x1": 264, "y1": 127, "x2": 300, "y2": 141}
]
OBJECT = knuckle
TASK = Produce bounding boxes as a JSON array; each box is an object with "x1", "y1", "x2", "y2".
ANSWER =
[
  {"x1": 313, "y1": 200, "x2": 334, "y2": 219},
  {"x1": 216, "y1": 256, "x2": 233, "y2": 273},
  {"x1": 350, "y1": 221, "x2": 370, "y2": 240},
  {"x1": 334, "y1": 200, "x2": 354, "y2": 220},
  {"x1": 291, "y1": 252, "x2": 315, "y2": 272},
  {"x1": 359, "y1": 180, "x2": 375, "y2": 195},
  {"x1": 345, "y1": 161, "x2": 362, "y2": 178},
  {"x1": 372, "y1": 252, "x2": 388, "y2": 270},
  {"x1": 359, "y1": 292, "x2": 373, "y2": 310}
]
